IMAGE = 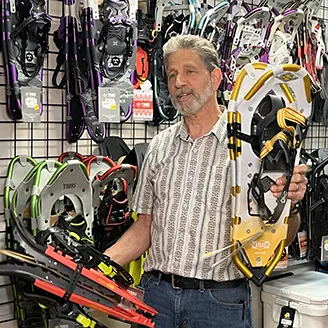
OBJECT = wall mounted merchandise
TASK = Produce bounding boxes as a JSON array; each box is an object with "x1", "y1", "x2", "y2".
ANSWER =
[{"x1": 1, "y1": 0, "x2": 328, "y2": 327}]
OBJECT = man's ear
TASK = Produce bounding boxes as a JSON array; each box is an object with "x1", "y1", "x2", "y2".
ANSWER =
[{"x1": 211, "y1": 68, "x2": 222, "y2": 90}]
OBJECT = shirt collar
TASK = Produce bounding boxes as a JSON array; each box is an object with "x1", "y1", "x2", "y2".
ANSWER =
[{"x1": 175, "y1": 105, "x2": 227, "y2": 143}]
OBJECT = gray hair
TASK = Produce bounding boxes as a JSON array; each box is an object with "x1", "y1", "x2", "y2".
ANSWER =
[{"x1": 163, "y1": 35, "x2": 220, "y2": 73}]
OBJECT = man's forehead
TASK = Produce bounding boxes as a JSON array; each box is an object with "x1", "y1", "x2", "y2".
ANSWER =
[{"x1": 167, "y1": 50, "x2": 203, "y2": 69}]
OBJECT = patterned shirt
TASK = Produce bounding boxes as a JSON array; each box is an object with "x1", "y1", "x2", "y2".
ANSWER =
[{"x1": 132, "y1": 110, "x2": 244, "y2": 282}]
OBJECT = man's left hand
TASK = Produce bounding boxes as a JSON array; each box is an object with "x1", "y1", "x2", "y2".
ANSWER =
[{"x1": 270, "y1": 164, "x2": 308, "y2": 206}]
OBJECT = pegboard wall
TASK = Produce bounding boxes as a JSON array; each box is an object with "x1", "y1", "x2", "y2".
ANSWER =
[
  {"x1": 0, "y1": 0, "x2": 328, "y2": 326},
  {"x1": 305, "y1": 122, "x2": 328, "y2": 151}
]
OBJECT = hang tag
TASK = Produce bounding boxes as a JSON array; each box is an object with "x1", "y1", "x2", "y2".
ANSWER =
[
  {"x1": 275, "y1": 246, "x2": 288, "y2": 270},
  {"x1": 98, "y1": 87, "x2": 121, "y2": 123},
  {"x1": 320, "y1": 235, "x2": 328, "y2": 262},
  {"x1": 119, "y1": 286, "x2": 145, "y2": 311},
  {"x1": 21, "y1": 87, "x2": 41, "y2": 123},
  {"x1": 278, "y1": 306, "x2": 295, "y2": 328},
  {"x1": 132, "y1": 89, "x2": 153, "y2": 122},
  {"x1": 297, "y1": 230, "x2": 307, "y2": 258},
  {"x1": 126, "y1": 285, "x2": 145, "y2": 301}
]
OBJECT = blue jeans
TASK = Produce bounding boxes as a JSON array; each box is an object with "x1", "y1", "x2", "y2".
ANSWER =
[{"x1": 135, "y1": 272, "x2": 253, "y2": 328}]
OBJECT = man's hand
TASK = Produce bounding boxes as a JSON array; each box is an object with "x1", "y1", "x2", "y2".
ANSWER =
[{"x1": 270, "y1": 164, "x2": 308, "y2": 206}]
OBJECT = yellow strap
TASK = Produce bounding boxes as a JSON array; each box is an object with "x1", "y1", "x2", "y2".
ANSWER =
[
  {"x1": 70, "y1": 221, "x2": 85, "y2": 227},
  {"x1": 67, "y1": 231, "x2": 81, "y2": 241},
  {"x1": 66, "y1": 230, "x2": 93, "y2": 244},
  {"x1": 260, "y1": 106, "x2": 307, "y2": 160},
  {"x1": 260, "y1": 132, "x2": 291, "y2": 159},
  {"x1": 76, "y1": 314, "x2": 96, "y2": 328},
  {"x1": 277, "y1": 107, "x2": 307, "y2": 130},
  {"x1": 277, "y1": 107, "x2": 307, "y2": 146}
]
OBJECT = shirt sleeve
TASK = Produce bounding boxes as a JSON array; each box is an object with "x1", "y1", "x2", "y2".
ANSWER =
[{"x1": 131, "y1": 143, "x2": 157, "y2": 215}]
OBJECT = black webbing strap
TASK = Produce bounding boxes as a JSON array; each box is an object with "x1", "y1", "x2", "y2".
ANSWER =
[
  {"x1": 11, "y1": 17, "x2": 35, "y2": 38},
  {"x1": 63, "y1": 264, "x2": 83, "y2": 300}
]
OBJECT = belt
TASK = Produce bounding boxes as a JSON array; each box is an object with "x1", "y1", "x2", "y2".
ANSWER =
[{"x1": 147, "y1": 270, "x2": 245, "y2": 289}]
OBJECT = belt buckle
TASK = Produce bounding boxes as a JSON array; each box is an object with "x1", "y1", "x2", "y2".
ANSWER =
[{"x1": 171, "y1": 275, "x2": 180, "y2": 289}]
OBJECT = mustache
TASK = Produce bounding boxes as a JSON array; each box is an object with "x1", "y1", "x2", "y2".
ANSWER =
[{"x1": 174, "y1": 89, "x2": 194, "y2": 98}]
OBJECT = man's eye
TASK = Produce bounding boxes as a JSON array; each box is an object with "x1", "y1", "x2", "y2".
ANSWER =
[
  {"x1": 168, "y1": 74, "x2": 176, "y2": 79},
  {"x1": 186, "y1": 70, "x2": 194, "y2": 74}
]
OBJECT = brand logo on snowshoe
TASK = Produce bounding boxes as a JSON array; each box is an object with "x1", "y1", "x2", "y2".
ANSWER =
[
  {"x1": 63, "y1": 183, "x2": 76, "y2": 189},
  {"x1": 252, "y1": 240, "x2": 270, "y2": 250},
  {"x1": 276, "y1": 72, "x2": 298, "y2": 82},
  {"x1": 26, "y1": 53, "x2": 34, "y2": 62},
  {"x1": 111, "y1": 56, "x2": 121, "y2": 66}
]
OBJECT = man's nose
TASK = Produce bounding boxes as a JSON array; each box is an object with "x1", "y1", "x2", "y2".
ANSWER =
[{"x1": 175, "y1": 74, "x2": 186, "y2": 88}]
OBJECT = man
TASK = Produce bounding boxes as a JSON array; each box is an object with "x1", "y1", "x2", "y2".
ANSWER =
[{"x1": 104, "y1": 35, "x2": 308, "y2": 328}]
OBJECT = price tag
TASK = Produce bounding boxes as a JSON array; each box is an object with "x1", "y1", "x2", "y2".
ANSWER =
[
  {"x1": 21, "y1": 87, "x2": 41, "y2": 123},
  {"x1": 321, "y1": 235, "x2": 328, "y2": 261},
  {"x1": 132, "y1": 89, "x2": 153, "y2": 122},
  {"x1": 98, "y1": 87, "x2": 121, "y2": 123},
  {"x1": 298, "y1": 230, "x2": 307, "y2": 258},
  {"x1": 278, "y1": 306, "x2": 296, "y2": 328}
]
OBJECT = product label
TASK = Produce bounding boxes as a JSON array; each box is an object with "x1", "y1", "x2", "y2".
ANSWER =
[
  {"x1": 278, "y1": 306, "x2": 295, "y2": 328},
  {"x1": 98, "y1": 87, "x2": 121, "y2": 123},
  {"x1": 127, "y1": 285, "x2": 145, "y2": 301},
  {"x1": 132, "y1": 89, "x2": 153, "y2": 122},
  {"x1": 321, "y1": 235, "x2": 328, "y2": 261},
  {"x1": 297, "y1": 230, "x2": 308, "y2": 258},
  {"x1": 275, "y1": 246, "x2": 288, "y2": 270},
  {"x1": 21, "y1": 87, "x2": 41, "y2": 123}
]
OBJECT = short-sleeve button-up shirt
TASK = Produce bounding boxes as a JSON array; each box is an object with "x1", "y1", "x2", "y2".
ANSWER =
[{"x1": 132, "y1": 110, "x2": 243, "y2": 282}]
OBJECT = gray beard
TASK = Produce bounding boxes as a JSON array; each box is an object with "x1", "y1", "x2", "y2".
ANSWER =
[{"x1": 172, "y1": 82, "x2": 213, "y2": 117}]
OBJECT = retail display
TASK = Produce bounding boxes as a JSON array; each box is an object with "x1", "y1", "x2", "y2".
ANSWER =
[
  {"x1": 1, "y1": 144, "x2": 151, "y2": 328},
  {"x1": 1, "y1": 0, "x2": 326, "y2": 139},
  {"x1": 53, "y1": 0, "x2": 106, "y2": 143},
  {"x1": 1, "y1": 0, "x2": 328, "y2": 327},
  {"x1": 301, "y1": 149, "x2": 328, "y2": 264}
]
